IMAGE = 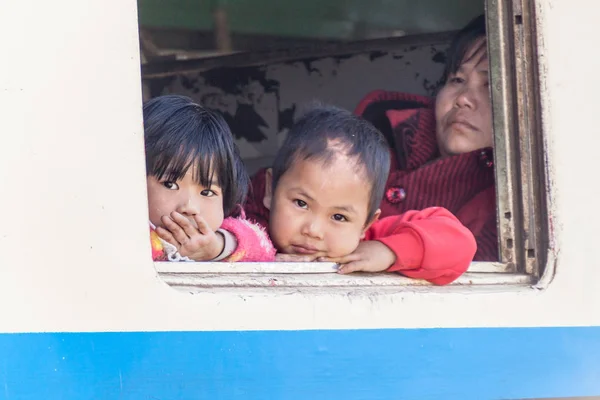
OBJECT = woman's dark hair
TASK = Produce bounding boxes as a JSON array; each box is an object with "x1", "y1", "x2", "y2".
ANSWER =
[
  {"x1": 442, "y1": 14, "x2": 487, "y2": 83},
  {"x1": 143, "y1": 95, "x2": 249, "y2": 216},
  {"x1": 272, "y1": 103, "x2": 390, "y2": 223}
]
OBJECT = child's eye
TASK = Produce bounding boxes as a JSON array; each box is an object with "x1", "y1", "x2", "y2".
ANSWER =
[
  {"x1": 294, "y1": 199, "x2": 308, "y2": 209},
  {"x1": 201, "y1": 189, "x2": 217, "y2": 197},
  {"x1": 162, "y1": 181, "x2": 179, "y2": 190},
  {"x1": 332, "y1": 214, "x2": 348, "y2": 222}
]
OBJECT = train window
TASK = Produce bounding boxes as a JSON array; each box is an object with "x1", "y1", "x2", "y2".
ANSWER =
[{"x1": 139, "y1": 0, "x2": 550, "y2": 291}]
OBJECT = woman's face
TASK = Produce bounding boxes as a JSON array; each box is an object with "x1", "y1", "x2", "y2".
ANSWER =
[{"x1": 435, "y1": 37, "x2": 493, "y2": 157}]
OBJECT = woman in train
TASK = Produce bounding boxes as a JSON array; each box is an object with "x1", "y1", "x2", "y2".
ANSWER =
[{"x1": 246, "y1": 14, "x2": 497, "y2": 261}]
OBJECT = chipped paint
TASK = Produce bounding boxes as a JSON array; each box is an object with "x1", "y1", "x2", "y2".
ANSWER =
[{"x1": 149, "y1": 41, "x2": 449, "y2": 173}]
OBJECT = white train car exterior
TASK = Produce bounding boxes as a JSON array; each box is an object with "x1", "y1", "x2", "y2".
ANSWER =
[{"x1": 0, "y1": 0, "x2": 599, "y2": 398}]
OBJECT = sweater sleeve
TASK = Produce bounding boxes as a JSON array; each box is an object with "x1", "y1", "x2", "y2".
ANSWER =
[
  {"x1": 219, "y1": 217, "x2": 276, "y2": 262},
  {"x1": 364, "y1": 207, "x2": 477, "y2": 285}
]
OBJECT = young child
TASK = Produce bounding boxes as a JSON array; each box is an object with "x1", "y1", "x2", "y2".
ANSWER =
[
  {"x1": 144, "y1": 95, "x2": 276, "y2": 262},
  {"x1": 246, "y1": 105, "x2": 477, "y2": 285}
]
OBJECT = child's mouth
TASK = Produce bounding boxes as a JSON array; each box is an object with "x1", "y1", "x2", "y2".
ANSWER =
[{"x1": 290, "y1": 244, "x2": 320, "y2": 255}]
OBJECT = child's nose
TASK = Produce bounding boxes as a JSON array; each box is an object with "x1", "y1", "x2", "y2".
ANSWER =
[
  {"x1": 176, "y1": 196, "x2": 200, "y2": 216},
  {"x1": 301, "y1": 218, "x2": 324, "y2": 240}
]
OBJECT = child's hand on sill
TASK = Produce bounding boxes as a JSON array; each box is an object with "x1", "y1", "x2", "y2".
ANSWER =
[
  {"x1": 318, "y1": 241, "x2": 396, "y2": 274},
  {"x1": 155, "y1": 211, "x2": 224, "y2": 261}
]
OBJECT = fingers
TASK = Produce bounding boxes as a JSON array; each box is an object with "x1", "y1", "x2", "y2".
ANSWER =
[
  {"x1": 337, "y1": 260, "x2": 390, "y2": 274},
  {"x1": 155, "y1": 227, "x2": 179, "y2": 249},
  {"x1": 317, "y1": 253, "x2": 361, "y2": 264},
  {"x1": 275, "y1": 253, "x2": 318, "y2": 262},
  {"x1": 337, "y1": 261, "x2": 368, "y2": 274},
  {"x1": 161, "y1": 212, "x2": 207, "y2": 246},
  {"x1": 193, "y1": 214, "x2": 211, "y2": 235},
  {"x1": 161, "y1": 215, "x2": 189, "y2": 246},
  {"x1": 170, "y1": 212, "x2": 200, "y2": 237}
]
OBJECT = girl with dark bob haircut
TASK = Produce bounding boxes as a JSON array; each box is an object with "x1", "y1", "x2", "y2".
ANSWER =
[{"x1": 144, "y1": 95, "x2": 275, "y2": 263}]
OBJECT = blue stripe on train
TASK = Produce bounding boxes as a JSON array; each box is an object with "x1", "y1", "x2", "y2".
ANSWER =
[{"x1": 0, "y1": 327, "x2": 599, "y2": 399}]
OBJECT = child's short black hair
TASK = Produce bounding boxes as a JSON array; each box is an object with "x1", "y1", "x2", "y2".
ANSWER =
[
  {"x1": 442, "y1": 14, "x2": 487, "y2": 83},
  {"x1": 143, "y1": 95, "x2": 249, "y2": 216},
  {"x1": 271, "y1": 104, "x2": 390, "y2": 223}
]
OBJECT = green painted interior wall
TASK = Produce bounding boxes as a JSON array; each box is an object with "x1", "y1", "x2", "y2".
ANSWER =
[{"x1": 138, "y1": 0, "x2": 484, "y2": 39}]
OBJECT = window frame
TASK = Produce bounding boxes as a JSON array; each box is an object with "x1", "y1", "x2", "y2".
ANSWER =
[
  {"x1": 487, "y1": 0, "x2": 550, "y2": 279},
  {"x1": 156, "y1": 261, "x2": 532, "y2": 293},
  {"x1": 147, "y1": 0, "x2": 553, "y2": 292}
]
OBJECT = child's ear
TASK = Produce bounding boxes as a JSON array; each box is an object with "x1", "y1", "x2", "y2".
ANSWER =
[
  {"x1": 360, "y1": 208, "x2": 381, "y2": 239},
  {"x1": 262, "y1": 168, "x2": 273, "y2": 210}
]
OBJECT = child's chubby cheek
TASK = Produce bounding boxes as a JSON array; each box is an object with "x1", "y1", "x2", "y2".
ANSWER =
[{"x1": 322, "y1": 236, "x2": 361, "y2": 259}]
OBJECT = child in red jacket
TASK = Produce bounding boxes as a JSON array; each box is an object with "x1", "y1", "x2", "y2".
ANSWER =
[{"x1": 250, "y1": 104, "x2": 476, "y2": 285}]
